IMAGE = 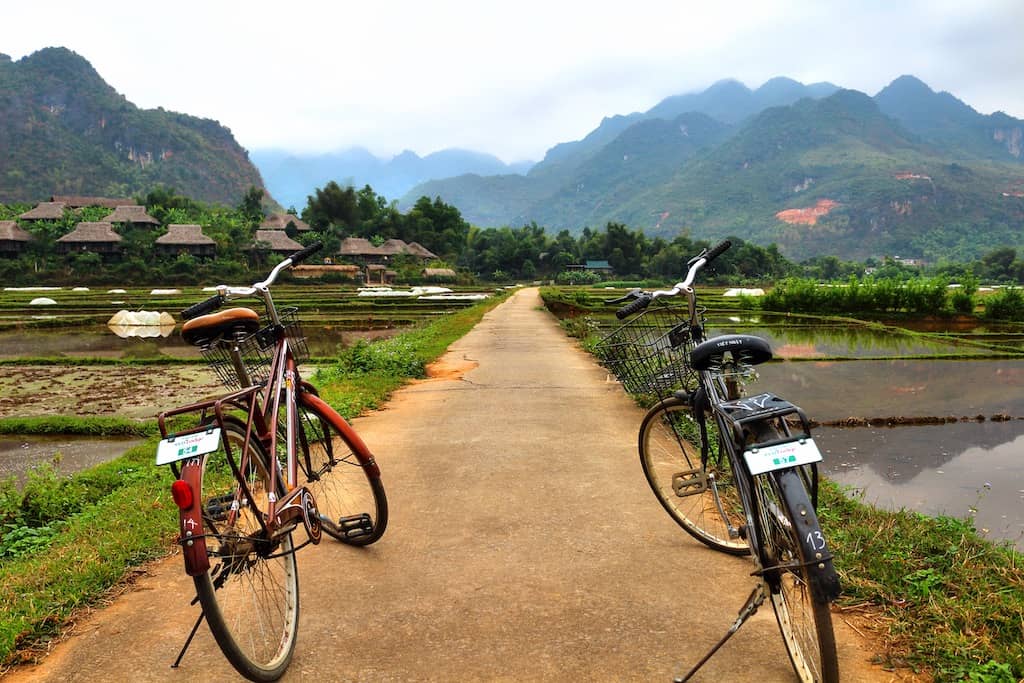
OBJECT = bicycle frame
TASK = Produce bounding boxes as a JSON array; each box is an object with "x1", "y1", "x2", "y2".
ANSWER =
[{"x1": 158, "y1": 261, "x2": 326, "y2": 576}]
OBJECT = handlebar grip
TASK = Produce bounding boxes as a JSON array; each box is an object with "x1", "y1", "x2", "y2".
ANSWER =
[
  {"x1": 181, "y1": 294, "x2": 224, "y2": 321},
  {"x1": 603, "y1": 288, "x2": 641, "y2": 305},
  {"x1": 288, "y1": 241, "x2": 323, "y2": 266},
  {"x1": 616, "y1": 294, "x2": 652, "y2": 319},
  {"x1": 705, "y1": 239, "x2": 732, "y2": 263}
]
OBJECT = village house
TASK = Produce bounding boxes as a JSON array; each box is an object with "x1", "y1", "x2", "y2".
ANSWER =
[
  {"x1": 155, "y1": 224, "x2": 217, "y2": 258},
  {"x1": 0, "y1": 221, "x2": 33, "y2": 257},
  {"x1": 259, "y1": 213, "x2": 311, "y2": 233},
  {"x1": 252, "y1": 229, "x2": 304, "y2": 257},
  {"x1": 55, "y1": 221, "x2": 122, "y2": 257},
  {"x1": 18, "y1": 202, "x2": 66, "y2": 223},
  {"x1": 51, "y1": 195, "x2": 135, "y2": 209},
  {"x1": 421, "y1": 267, "x2": 456, "y2": 281},
  {"x1": 103, "y1": 205, "x2": 160, "y2": 230}
]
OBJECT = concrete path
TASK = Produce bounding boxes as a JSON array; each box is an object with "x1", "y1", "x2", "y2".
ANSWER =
[{"x1": 7, "y1": 288, "x2": 889, "y2": 682}]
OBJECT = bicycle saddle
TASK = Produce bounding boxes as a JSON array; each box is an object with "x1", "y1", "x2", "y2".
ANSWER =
[
  {"x1": 689, "y1": 334, "x2": 772, "y2": 371},
  {"x1": 181, "y1": 307, "x2": 261, "y2": 346}
]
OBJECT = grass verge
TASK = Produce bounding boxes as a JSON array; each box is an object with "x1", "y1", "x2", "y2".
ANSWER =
[{"x1": 0, "y1": 292, "x2": 508, "y2": 667}]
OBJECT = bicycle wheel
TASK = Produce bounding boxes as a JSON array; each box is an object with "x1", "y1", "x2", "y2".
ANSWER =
[
  {"x1": 749, "y1": 436, "x2": 839, "y2": 682},
  {"x1": 193, "y1": 418, "x2": 299, "y2": 682},
  {"x1": 296, "y1": 391, "x2": 388, "y2": 545},
  {"x1": 638, "y1": 396, "x2": 749, "y2": 554}
]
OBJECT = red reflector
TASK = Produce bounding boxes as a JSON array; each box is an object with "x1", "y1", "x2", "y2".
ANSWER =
[{"x1": 170, "y1": 480, "x2": 194, "y2": 509}]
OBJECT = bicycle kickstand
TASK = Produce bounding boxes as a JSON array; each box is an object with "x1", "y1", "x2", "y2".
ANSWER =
[
  {"x1": 171, "y1": 596, "x2": 206, "y2": 669},
  {"x1": 673, "y1": 585, "x2": 766, "y2": 683}
]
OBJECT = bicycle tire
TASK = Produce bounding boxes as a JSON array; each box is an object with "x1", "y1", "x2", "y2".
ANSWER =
[
  {"x1": 193, "y1": 418, "x2": 299, "y2": 682},
  {"x1": 296, "y1": 391, "x2": 388, "y2": 545},
  {"x1": 638, "y1": 396, "x2": 749, "y2": 555},
  {"x1": 748, "y1": 426, "x2": 839, "y2": 683}
]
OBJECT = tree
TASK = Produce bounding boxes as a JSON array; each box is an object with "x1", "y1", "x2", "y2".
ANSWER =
[
  {"x1": 238, "y1": 186, "x2": 265, "y2": 224},
  {"x1": 302, "y1": 181, "x2": 359, "y2": 231}
]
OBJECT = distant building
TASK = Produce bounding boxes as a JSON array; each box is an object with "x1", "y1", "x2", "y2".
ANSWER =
[
  {"x1": 51, "y1": 195, "x2": 135, "y2": 209},
  {"x1": 19, "y1": 202, "x2": 66, "y2": 222},
  {"x1": 339, "y1": 237, "x2": 382, "y2": 261},
  {"x1": 422, "y1": 267, "x2": 456, "y2": 281},
  {"x1": 365, "y1": 263, "x2": 397, "y2": 285},
  {"x1": 260, "y1": 213, "x2": 311, "y2": 233},
  {"x1": 103, "y1": 205, "x2": 160, "y2": 229},
  {"x1": 155, "y1": 224, "x2": 216, "y2": 258},
  {"x1": 566, "y1": 260, "x2": 614, "y2": 275},
  {"x1": 56, "y1": 221, "x2": 123, "y2": 257},
  {"x1": 0, "y1": 221, "x2": 33, "y2": 257},
  {"x1": 252, "y1": 229, "x2": 304, "y2": 256}
]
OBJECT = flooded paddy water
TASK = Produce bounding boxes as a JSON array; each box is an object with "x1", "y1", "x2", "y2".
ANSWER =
[
  {"x1": 569, "y1": 301, "x2": 1024, "y2": 548},
  {"x1": 0, "y1": 284, "x2": 490, "y2": 483}
]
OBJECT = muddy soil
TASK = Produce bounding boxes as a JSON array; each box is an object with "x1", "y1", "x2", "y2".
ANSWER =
[{"x1": 0, "y1": 365, "x2": 225, "y2": 420}]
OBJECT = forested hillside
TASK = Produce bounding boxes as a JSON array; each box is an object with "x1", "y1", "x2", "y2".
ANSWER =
[
  {"x1": 0, "y1": 48, "x2": 267, "y2": 205},
  {"x1": 405, "y1": 77, "x2": 1024, "y2": 261}
]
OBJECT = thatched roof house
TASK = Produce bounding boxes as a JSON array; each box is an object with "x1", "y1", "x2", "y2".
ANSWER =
[
  {"x1": 260, "y1": 213, "x2": 311, "y2": 232},
  {"x1": 56, "y1": 222, "x2": 123, "y2": 255},
  {"x1": 0, "y1": 221, "x2": 33, "y2": 256},
  {"x1": 377, "y1": 238, "x2": 409, "y2": 256},
  {"x1": 406, "y1": 241, "x2": 438, "y2": 259},
  {"x1": 155, "y1": 224, "x2": 216, "y2": 258},
  {"x1": 103, "y1": 205, "x2": 160, "y2": 226},
  {"x1": 51, "y1": 196, "x2": 135, "y2": 209},
  {"x1": 19, "y1": 202, "x2": 66, "y2": 221},
  {"x1": 252, "y1": 229, "x2": 303, "y2": 255},
  {"x1": 339, "y1": 237, "x2": 381, "y2": 258},
  {"x1": 422, "y1": 267, "x2": 457, "y2": 280}
]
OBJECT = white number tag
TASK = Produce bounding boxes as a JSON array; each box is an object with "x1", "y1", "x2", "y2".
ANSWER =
[
  {"x1": 743, "y1": 437, "x2": 822, "y2": 475},
  {"x1": 156, "y1": 427, "x2": 221, "y2": 466}
]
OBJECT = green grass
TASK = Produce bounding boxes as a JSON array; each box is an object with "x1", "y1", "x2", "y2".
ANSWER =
[
  {"x1": 820, "y1": 482, "x2": 1023, "y2": 681},
  {"x1": 0, "y1": 292, "x2": 507, "y2": 666}
]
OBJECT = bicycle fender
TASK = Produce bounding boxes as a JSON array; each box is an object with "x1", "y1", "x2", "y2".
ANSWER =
[
  {"x1": 177, "y1": 458, "x2": 211, "y2": 577},
  {"x1": 775, "y1": 470, "x2": 841, "y2": 602}
]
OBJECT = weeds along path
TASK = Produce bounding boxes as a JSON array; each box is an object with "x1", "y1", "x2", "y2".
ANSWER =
[{"x1": 6, "y1": 288, "x2": 892, "y2": 682}]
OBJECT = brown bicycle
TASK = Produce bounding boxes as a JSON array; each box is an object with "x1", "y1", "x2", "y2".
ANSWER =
[{"x1": 155, "y1": 242, "x2": 387, "y2": 681}]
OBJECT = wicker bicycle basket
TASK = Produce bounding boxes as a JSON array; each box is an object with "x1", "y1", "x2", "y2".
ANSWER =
[
  {"x1": 592, "y1": 300, "x2": 701, "y2": 398},
  {"x1": 199, "y1": 307, "x2": 309, "y2": 390}
]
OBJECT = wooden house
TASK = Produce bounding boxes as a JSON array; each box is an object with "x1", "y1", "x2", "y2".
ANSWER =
[
  {"x1": 365, "y1": 263, "x2": 396, "y2": 285},
  {"x1": 155, "y1": 224, "x2": 216, "y2": 258},
  {"x1": 19, "y1": 202, "x2": 66, "y2": 222},
  {"x1": 252, "y1": 229, "x2": 303, "y2": 256},
  {"x1": 260, "y1": 213, "x2": 311, "y2": 233},
  {"x1": 56, "y1": 222, "x2": 122, "y2": 256},
  {"x1": 51, "y1": 195, "x2": 135, "y2": 209},
  {"x1": 406, "y1": 241, "x2": 438, "y2": 259},
  {"x1": 0, "y1": 221, "x2": 33, "y2": 257},
  {"x1": 103, "y1": 205, "x2": 160, "y2": 229},
  {"x1": 338, "y1": 237, "x2": 383, "y2": 262},
  {"x1": 422, "y1": 267, "x2": 457, "y2": 281}
]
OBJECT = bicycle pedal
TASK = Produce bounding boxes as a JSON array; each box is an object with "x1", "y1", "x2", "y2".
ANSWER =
[
  {"x1": 673, "y1": 468, "x2": 710, "y2": 496},
  {"x1": 205, "y1": 492, "x2": 236, "y2": 520},
  {"x1": 335, "y1": 513, "x2": 373, "y2": 539}
]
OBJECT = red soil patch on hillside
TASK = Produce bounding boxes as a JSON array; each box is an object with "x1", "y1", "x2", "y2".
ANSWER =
[{"x1": 775, "y1": 199, "x2": 839, "y2": 225}]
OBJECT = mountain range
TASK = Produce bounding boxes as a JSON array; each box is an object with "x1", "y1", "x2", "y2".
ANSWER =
[
  {"x1": 402, "y1": 75, "x2": 1024, "y2": 260},
  {"x1": 251, "y1": 147, "x2": 531, "y2": 211},
  {"x1": 0, "y1": 47, "x2": 266, "y2": 206},
  {"x1": 2, "y1": 48, "x2": 1022, "y2": 261}
]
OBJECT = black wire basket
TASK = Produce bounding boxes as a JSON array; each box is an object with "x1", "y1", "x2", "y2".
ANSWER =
[
  {"x1": 199, "y1": 307, "x2": 309, "y2": 390},
  {"x1": 592, "y1": 300, "x2": 701, "y2": 398}
]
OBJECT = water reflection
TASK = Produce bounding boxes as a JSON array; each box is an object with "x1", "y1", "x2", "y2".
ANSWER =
[
  {"x1": 756, "y1": 359, "x2": 1024, "y2": 422},
  {"x1": 817, "y1": 422, "x2": 1024, "y2": 550},
  {"x1": 0, "y1": 435, "x2": 144, "y2": 486}
]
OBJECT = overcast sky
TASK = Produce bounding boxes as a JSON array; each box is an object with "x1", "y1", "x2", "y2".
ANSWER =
[{"x1": 6, "y1": 0, "x2": 1024, "y2": 163}]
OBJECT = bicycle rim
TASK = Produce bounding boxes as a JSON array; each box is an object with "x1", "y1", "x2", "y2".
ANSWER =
[
  {"x1": 754, "y1": 470, "x2": 839, "y2": 683},
  {"x1": 638, "y1": 398, "x2": 749, "y2": 554},
  {"x1": 194, "y1": 419, "x2": 299, "y2": 681},
  {"x1": 296, "y1": 394, "x2": 388, "y2": 545}
]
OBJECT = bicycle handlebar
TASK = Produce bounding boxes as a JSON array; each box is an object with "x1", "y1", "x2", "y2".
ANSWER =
[
  {"x1": 180, "y1": 241, "x2": 324, "y2": 320},
  {"x1": 613, "y1": 240, "x2": 731, "y2": 319}
]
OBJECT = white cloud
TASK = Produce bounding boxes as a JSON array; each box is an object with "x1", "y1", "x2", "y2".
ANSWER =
[{"x1": 6, "y1": 0, "x2": 1023, "y2": 162}]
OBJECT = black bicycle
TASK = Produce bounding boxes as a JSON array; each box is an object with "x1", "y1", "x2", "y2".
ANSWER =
[{"x1": 595, "y1": 241, "x2": 840, "y2": 683}]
